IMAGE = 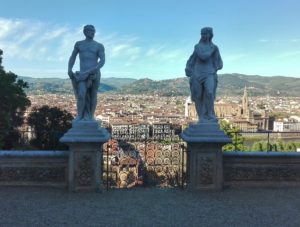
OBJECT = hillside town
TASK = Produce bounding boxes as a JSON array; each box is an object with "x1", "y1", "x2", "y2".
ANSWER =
[{"x1": 25, "y1": 87, "x2": 300, "y2": 139}]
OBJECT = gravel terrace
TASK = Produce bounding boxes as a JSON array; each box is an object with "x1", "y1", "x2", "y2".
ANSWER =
[{"x1": 0, "y1": 186, "x2": 300, "y2": 227}]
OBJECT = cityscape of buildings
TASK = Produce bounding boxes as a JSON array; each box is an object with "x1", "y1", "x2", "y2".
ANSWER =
[
  {"x1": 16, "y1": 89, "x2": 300, "y2": 187},
  {"x1": 25, "y1": 87, "x2": 300, "y2": 138}
]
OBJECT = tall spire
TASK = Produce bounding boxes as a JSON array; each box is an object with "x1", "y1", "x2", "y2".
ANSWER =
[
  {"x1": 242, "y1": 86, "x2": 249, "y2": 117},
  {"x1": 242, "y1": 86, "x2": 248, "y2": 107}
]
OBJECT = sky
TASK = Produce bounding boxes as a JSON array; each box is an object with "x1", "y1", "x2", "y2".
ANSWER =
[{"x1": 0, "y1": 0, "x2": 300, "y2": 80}]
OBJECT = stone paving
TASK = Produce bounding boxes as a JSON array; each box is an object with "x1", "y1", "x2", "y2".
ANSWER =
[{"x1": 0, "y1": 186, "x2": 300, "y2": 227}]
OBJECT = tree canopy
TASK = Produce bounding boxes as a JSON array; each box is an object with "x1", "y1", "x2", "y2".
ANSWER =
[
  {"x1": 27, "y1": 105, "x2": 73, "y2": 150},
  {"x1": 0, "y1": 60, "x2": 31, "y2": 149},
  {"x1": 220, "y1": 120, "x2": 248, "y2": 151}
]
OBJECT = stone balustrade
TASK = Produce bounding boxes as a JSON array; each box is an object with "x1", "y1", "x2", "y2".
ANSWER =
[
  {"x1": 1, "y1": 150, "x2": 300, "y2": 190},
  {"x1": 0, "y1": 150, "x2": 68, "y2": 187},
  {"x1": 223, "y1": 152, "x2": 300, "y2": 187}
]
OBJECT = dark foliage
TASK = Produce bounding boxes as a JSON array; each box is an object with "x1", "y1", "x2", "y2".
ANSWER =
[
  {"x1": 27, "y1": 105, "x2": 73, "y2": 150},
  {"x1": 0, "y1": 67, "x2": 31, "y2": 149}
]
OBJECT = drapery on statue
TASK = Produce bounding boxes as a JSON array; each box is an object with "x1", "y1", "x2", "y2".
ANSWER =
[
  {"x1": 185, "y1": 27, "x2": 223, "y2": 123},
  {"x1": 68, "y1": 25, "x2": 105, "y2": 121}
]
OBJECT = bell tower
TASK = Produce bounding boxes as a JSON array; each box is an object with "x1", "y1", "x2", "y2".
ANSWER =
[{"x1": 242, "y1": 86, "x2": 249, "y2": 119}]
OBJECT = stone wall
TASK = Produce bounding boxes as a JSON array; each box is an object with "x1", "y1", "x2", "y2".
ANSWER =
[
  {"x1": 2, "y1": 150, "x2": 300, "y2": 189},
  {"x1": 224, "y1": 152, "x2": 300, "y2": 187},
  {"x1": 0, "y1": 150, "x2": 68, "y2": 187}
]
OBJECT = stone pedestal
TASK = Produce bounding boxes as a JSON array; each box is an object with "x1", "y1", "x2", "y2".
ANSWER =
[
  {"x1": 60, "y1": 120, "x2": 110, "y2": 192},
  {"x1": 181, "y1": 123, "x2": 231, "y2": 191}
]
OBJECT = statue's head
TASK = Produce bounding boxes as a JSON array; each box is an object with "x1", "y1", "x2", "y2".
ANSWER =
[
  {"x1": 83, "y1": 25, "x2": 95, "y2": 39},
  {"x1": 200, "y1": 27, "x2": 213, "y2": 42}
]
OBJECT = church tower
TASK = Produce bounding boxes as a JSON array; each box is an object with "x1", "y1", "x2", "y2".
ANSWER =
[{"x1": 242, "y1": 86, "x2": 250, "y2": 119}]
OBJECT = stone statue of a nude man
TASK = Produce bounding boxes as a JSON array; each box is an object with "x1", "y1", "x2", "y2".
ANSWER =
[{"x1": 68, "y1": 25, "x2": 105, "y2": 121}]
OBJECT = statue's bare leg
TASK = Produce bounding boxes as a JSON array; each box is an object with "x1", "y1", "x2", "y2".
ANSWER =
[
  {"x1": 194, "y1": 83, "x2": 206, "y2": 123},
  {"x1": 90, "y1": 74, "x2": 100, "y2": 120},
  {"x1": 213, "y1": 74, "x2": 218, "y2": 100},
  {"x1": 204, "y1": 76, "x2": 217, "y2": 121},
  {"x1": 84, "y1": 88, "x2": 91, "y2": 120},
  {"x1": 76, "y1": 81, "x2": 87, "y2": 121}
]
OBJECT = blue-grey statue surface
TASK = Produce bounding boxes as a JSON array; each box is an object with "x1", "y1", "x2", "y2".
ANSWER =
[
  {"x1": 68, "y1": 25, "x2": 105, "y2": 121},
  {"x1": 185, "y1": 27, "x2": 223, "y2": 123}
]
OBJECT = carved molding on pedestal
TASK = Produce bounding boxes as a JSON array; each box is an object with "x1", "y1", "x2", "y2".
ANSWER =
[
  {"x1": 181, "y1": 122, "x2": 230, "y2": 191},
  {"x1": 198, "y1": 156, "x2": 213, "y2": 185},
  {"x1": 77, "y1": 155, "x2": 94, "y2": 186}
]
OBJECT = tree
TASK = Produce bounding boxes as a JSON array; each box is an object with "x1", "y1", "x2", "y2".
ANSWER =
[
  {"x1": 271, "y1": 143, "x2": 278, "y2": 151},
  {"x1": 284, "y1": 141, "x2": 297, "y2": 152},
  {"x1": 27, "y1": 105, "x2": 73, "y2": 150},
  {"x1": 261, "y1": 141, "x2": 269, "y2": 151},
  {"x1": 252, "y1": 141, "x2": 263, "y2": 151},
  {"x1": 274, "y1": 140, "x2": 285, "y2": 151},
  {"x1": 220, "y1": 120, "x2": 248, "y2": 151},
  {"x1": 251, "y1": 140, "x2": 297, "y2": 152},
  {"x1": 0, "y1": 53, "x2": 31, "y2": 149}
]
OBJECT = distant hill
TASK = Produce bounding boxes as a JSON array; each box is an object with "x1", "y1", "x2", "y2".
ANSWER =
[
  {"x1": 19, "y1": 76, "x2": 136, "y2": 94},
  {"x1": 19, "y1": 74, "x2": 300, "y2": 96},
  {"x1": 116, "y1": 74, "x2": 300, "y2": 96},
  {"x1": 218, "y1": 74, "x2": 300, "y2": 96},
  {"x1": 117, "y1": 78, "x2": 189, "y2": 96},
  {"x1": 101, "y1": 77, "x2": 136, "y2": 88}
]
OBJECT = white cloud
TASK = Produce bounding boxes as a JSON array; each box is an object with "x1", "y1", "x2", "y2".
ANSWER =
[
  {"x1": 145, "y1": 45, "x2": 188, "y2": 64},
  {"x1": 41, "y1": 27, "x2": 69, "y2": 41},
  {"x1": 106, "y1": 38, "x2": 141, "y2": 62},
  {"x1": 0, "y1": 17, "x2": 189, "y2": 78},
  {"x1": 277, "y1": 51, "x2": 300, "y2": 58},
  {"x1": 258, "y1": 39, "x2": 270, "y2": 43},
  {"x1": 0, "y1": 18, "x2": 25, "y2": 39},
  {"x1": 223, "y1": 53, "x2": 247, "y2": 62},
  {"x1": 290, "y1": 39, "x2": 300, "y2": 42},
  {"x1": 145, "y1": 45, "x2": 165, "y2": 57},
  {"x1": 0, "y1": 17, "x2": 142, "y2": 64},
  {"x1": 110, "y1": 44, "x2": 131, "y2": 57},
  {"x1": 258, "y1": 38, "x2": 300, "y2": 43},
  {"x1": 160, "y1": 50, "x2": 181, "y2": 61},
  {"x1": 0, "y1": 18, "x2": 76, "y2": 61}
]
